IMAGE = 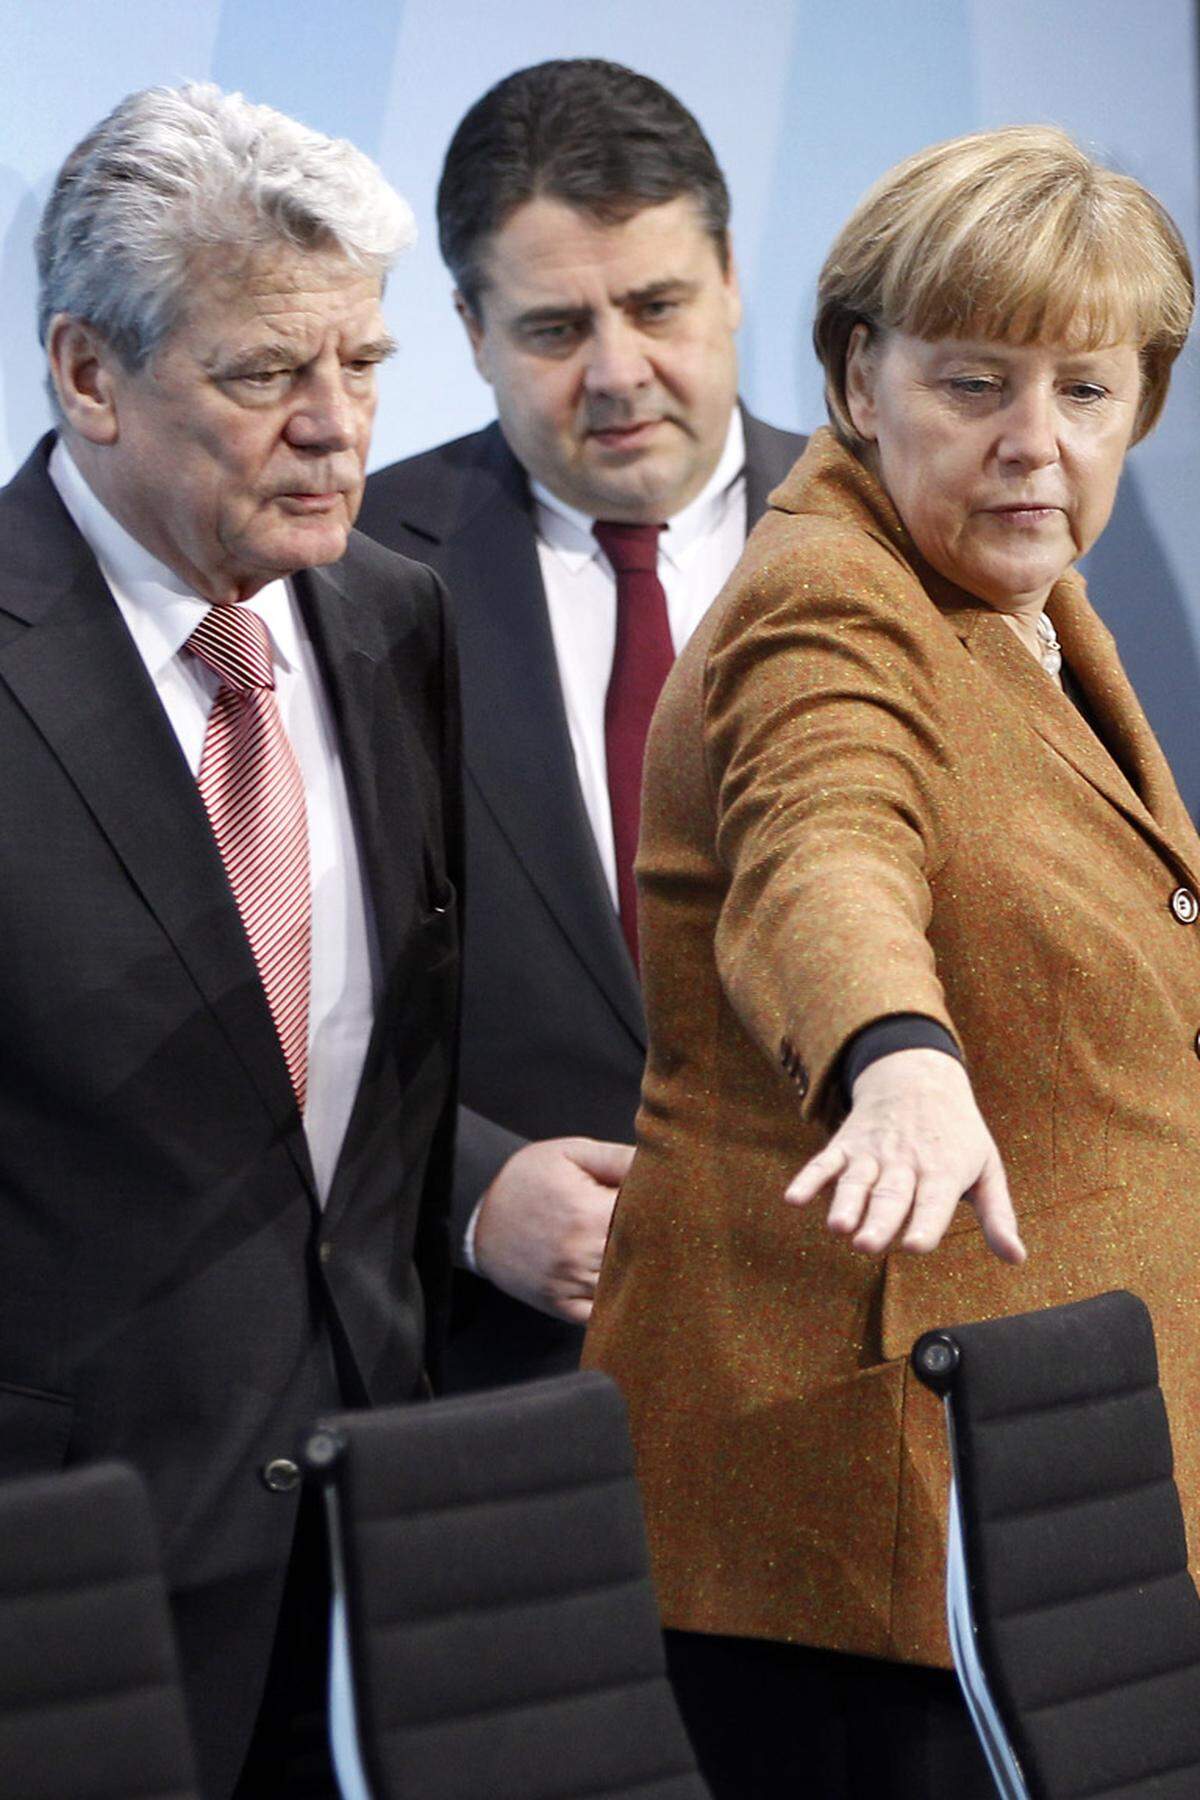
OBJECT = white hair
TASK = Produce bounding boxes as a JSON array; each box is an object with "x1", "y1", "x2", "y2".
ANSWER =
[{"x1": 37, "y1": 82, "x2": 415, "y2": 369}]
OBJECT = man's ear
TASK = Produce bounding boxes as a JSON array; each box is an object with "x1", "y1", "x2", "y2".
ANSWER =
[
  {"x1": 844, "y1": 322, "x2": 880, "y2": 443},
  {"x1": 46, "y1": 315, "x2": 121, "y2": 444},
  {"x1": 452, "y1": 290, "x2": 493, "y2": 384},
  {"x1": 720, "y1": 232, "x2": 743, "y2": 334}
]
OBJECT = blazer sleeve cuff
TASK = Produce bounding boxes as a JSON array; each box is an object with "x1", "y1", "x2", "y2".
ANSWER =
[{"x1": 837, "y1": 1014, "x2": 962, "y2": 1108}]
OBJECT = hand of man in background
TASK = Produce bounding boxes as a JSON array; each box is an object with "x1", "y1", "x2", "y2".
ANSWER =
[{"x1": 474, "y1": 1137, "x2": 635, "y2": 1322}]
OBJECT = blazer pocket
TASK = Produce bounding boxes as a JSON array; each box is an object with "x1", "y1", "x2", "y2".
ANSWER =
[{"x1": 0, "y1": 1380, "x2": 74, "y2": 1478}]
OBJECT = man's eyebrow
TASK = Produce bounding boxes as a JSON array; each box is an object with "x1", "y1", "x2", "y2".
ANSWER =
[
  {"x1": 512, "y1": 303, "x2": 591, "y2": 330},
  {"x1": 211, "y1": 342, "x2": 297, "y2": 375},
  {"x1": 619, "y1": 277, "x2": 697, "y2": 306},
  {"x1": 351, "y1": 335, "x2": 399, "y2": 362},
  {"x1": 212, "y1": 333, "x2": 399, "y2": 375},
  {"x1": 511, "y1": 278, "x2": 697, "y2": 331}
]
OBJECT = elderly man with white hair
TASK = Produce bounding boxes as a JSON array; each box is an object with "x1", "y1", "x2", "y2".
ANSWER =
[{"x1": 0, "y1": 84, "x2": 460, "y2": 1796}]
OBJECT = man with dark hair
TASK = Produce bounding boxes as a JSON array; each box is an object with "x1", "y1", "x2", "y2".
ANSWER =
[{"x1": 359, "y1": 58, "x2": 803, "y2": 1392}]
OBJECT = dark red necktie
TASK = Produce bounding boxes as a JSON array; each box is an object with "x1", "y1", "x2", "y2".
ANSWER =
[{"x1": 593, "y1": 520, "x2": 674, "y2": 969}]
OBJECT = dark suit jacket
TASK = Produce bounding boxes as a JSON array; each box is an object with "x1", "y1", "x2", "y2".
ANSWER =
[
  {"x1": 0, "y1": 438, "x2": 461, "y2": 1798},
  {"x1": 357, "y1": 408, "x2": 803, "y2": 1389}
]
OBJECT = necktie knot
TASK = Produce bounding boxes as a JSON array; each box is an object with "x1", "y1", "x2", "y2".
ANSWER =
[
  {"x1": 187, "y1": 604, "x2": 275, "y2": 692},
  {"x1": 593, "y1": 520, "x2": 664, "y2": 576}
]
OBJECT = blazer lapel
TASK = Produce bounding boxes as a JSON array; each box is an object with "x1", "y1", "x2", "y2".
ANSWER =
[
  {"x1": 947, "y1": 581, "x2": 1200, "y2": 888},
  {"x1": 0, "y1": 468, "x2": 315, "y2": 1189},
  {"x1": 1050, "y1": 577, "x2": 1200, "y2": 858},
  {"x1": 441, "y1": 432, "x2": 645, "y2": 1046}
]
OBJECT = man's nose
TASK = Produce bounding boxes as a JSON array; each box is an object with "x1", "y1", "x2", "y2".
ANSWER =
[
  {"x1": 582, "y1": 319, "x2": 652, "y2": 397},
  {"x1": 285, "y1": 364, "x2": 359, "y2": 451}
]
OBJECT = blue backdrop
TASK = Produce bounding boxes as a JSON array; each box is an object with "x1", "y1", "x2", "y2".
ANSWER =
[{"x1": 2, "y1": 0, "x2": 1198, "y2": 802}]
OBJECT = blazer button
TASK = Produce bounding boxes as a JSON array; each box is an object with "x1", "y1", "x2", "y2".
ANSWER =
[
  {"x1": 794, "y1": 1065, "x2": 809, "y2": 1100},
  {"x1": 1171, "y1": 887, "x2": 1199, "y2": 925},
  {"x1": 260, "y1": 1457, "x2": 301, "y2": 1494}
]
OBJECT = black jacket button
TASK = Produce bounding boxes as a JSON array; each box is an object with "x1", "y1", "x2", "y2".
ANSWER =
[{"x1": 261, "y1": 1458, "x2": 301, "y2": 1494}]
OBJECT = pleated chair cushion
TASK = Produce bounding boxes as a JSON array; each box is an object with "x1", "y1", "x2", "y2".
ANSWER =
[
  {"x1": 925, "y1": 1290, "x2": 1200, "y2": 1800},
  {"x1": 307, "y1": 1370, "x2": 710, "y2": 1800},
  {"x1": 0, "y1": 1458, "x2": 199, "y2": 1800}
]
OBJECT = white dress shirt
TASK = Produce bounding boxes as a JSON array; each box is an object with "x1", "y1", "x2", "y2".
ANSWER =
[
  {"x1": 531, "y1": 409, "x2": 748, "y2": 905},
  {"x1": 49, "y1": 438, "x2": 377, "y2": 1204}
]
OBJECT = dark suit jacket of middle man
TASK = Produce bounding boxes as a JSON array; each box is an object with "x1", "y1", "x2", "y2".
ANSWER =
[{"x1": 357, "y1": 406, "x2": 804, "y2": 1388}]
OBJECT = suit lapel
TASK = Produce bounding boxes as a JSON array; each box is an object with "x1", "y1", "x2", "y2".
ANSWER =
[
  {"x1": 443, "y1": 431, "x2": 645, "y2": 1046},
  {"x1": 297, "y1": 552, "x2": 463, "y2": 1227},
  {"x1": 1050, "y1": 578, "x2": 1200, "y2": 858},
  {"x1": 376, "y1": 413, "x2": 803, "y2": 1056},
  {"x1": 741, "y1": 406, "x2": 802, "y2": 524},
  {"x1": 0, "y1": 454, "x2": 315, "y2": 1189},
  {"x1": 947, "y1": 580, "x2": 1200, "y2": 888},
  {"x1": 295, "y1": 558, "x2": 422, "y2": 985}
]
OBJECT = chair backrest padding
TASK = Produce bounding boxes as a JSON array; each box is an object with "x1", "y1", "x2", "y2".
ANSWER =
[
  {"x1": 313, "y1": 1371, "x2": 709, "y2": 1800},
  {"x1": 0, "y1": 1458, "x2": 199, "y2": 1800},
  {"x1": 929, "y1": 1291, "x2": 1200, "y2": 1800}
]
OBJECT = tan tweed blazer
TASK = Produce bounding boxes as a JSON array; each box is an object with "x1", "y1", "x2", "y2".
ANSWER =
[{"x1": 584, "y1": 428, "x2": 1200, "y2": 1667}]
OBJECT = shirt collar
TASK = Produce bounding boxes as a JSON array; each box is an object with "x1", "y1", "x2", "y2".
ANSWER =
[
  {"x1": 48, "y1": 436, "x2": 300, "y2": 677},
  {"x1": 532, "y1": 407, "x2": 746, "y2": 574}
]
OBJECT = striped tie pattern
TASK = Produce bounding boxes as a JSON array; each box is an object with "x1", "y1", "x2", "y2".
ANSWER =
[{"x1": 187, "y1": 604, "x2": 311, "y2": 1109}]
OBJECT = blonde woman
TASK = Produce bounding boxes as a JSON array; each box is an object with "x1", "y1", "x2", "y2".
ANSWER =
[{"x1": 586, "y1": 127, "x2": 1197, "y2": 1798}]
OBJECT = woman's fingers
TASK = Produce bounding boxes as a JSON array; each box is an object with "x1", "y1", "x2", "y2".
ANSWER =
[
  {"x1": 825, "y1": 1156, "x2": 882, "y2": 1238},
  {"x1": 850, "y1": 1161, "x2": 918, "y2": 1253},
  {"x1": 968, "y1": 1153, "x2": 1026, "y2": 1265},
  {"x1": 781, "y1": 1047, "x2": 1024, "y2": 1265},
  {"x1": 785, "y1": 1141, "x2": 850, "y2": 1206},
  {"x1": 897, "y1": 1174, "x2": 962, "y2": 1254}
]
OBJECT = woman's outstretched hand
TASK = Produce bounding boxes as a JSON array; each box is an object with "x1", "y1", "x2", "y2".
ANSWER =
[{"x1": 785, "y1": 1047, "x2": 1026, "y2": 1264}]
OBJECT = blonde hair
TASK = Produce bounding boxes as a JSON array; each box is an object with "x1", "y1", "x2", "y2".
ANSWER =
[{"x1": 815, "y1": 125, "x2": 1193, "y2": 446}]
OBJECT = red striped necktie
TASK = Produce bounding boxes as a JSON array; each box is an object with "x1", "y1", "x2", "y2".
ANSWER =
[
  {"x1": 187, "y1": 604, "x2": 311, "y2": 1109},
  {"x1": 593, "y1": 520, "x2": 674, "y2": 971}
]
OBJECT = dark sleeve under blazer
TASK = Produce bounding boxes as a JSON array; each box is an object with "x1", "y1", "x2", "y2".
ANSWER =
[
  {"x1": 0, "y1": 437, "x2": 462, "y2": 1798},
  {"x1": 357, "y1": 407, "x2": 806, "y2": 1389},
  {"x1": 585, "y1": 428, "x2": 1200, "y2": 1672}
]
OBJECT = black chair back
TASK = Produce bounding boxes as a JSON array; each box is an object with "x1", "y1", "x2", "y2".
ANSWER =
[
  {"x1": 0, "y1": 1458, "x2": 199, "y2": 1800},
  {"x1": 303, "y1": 1370, "x2": 710, "y2": 1800},
  {"x1": 913, "y1": 1289, "x2": 1200, "y2": 1800}
]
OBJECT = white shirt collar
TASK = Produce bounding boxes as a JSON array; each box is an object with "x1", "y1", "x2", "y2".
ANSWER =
[
  {"x1": 48, "y1": 436, "x2": 300, "y2": 676},
  {"x1": 532, "y1": 407, "x2": 746, "y2": 574}
]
